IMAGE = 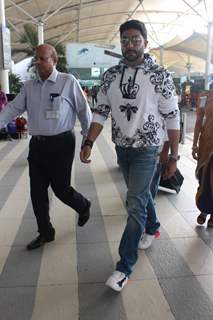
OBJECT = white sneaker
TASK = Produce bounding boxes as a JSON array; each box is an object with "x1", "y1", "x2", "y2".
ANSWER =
[
  {"x1": 138, "y1": 233, "x2": 155, "y2": 250},
  {"x1": 105, "y1": 271, "x2": 128, "y2": 292}
]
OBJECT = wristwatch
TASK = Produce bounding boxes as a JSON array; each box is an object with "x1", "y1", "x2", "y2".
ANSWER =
[
  {"x1": 83, "y1": 139, "x2": 94, "y2": 149},
  {"x1": 169, "y1": 154, "x2": 180, "y2": 161}
]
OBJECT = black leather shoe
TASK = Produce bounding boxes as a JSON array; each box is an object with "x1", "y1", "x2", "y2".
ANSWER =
[
  {"x1": 78, "y1": 201, "x2": 91, "y2": 227},
  {"x1": 26, "y1": 235, "x2": 55, "y2": 250}
]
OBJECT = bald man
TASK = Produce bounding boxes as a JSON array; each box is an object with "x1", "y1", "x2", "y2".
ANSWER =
[{"x1": 0, "y1": 44, "x2": 92, "y2": 250}]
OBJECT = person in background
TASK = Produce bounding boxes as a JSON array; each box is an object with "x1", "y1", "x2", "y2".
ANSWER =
[
  {"x1": 0, "y1": 84, "x2": 8, "y2": 112},
  {"x1": 0, "y1": 84, "x2": 10, "y2": 140},
  {"x1": 91, "y1": 85, "x2": 98, "y2": 106},
  {"x1": 192, "y1": 90, "x2": 213, "y2": 227},
  {"x1": 81, "y1": 86, "x2": 88, "y2": 101},
  {"x1": 190, "y1": 81, "x2": 200, "y2": 111},
  {"x1": 0, "y1": 44, "x2": 92, "y2": 250},
  {"x1": 80, "y1": 20, "x2": 180, "y2": 291}
]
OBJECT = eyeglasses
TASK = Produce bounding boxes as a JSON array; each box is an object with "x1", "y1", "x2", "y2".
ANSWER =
[
  {"x1": 120, "y1": 36, "x2": 143, "y2": 46},
  {"x1": 34, "y1": 56, "x2": 52, "y2": 63}
]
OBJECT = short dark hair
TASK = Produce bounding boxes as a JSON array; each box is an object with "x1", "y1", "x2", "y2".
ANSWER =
[{"x1": 120, "y1": 20, "x2": 147, "y2": 40}]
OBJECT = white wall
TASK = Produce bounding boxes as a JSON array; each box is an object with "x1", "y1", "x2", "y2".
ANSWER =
[{"x1": 11, "y1": 57, "x2": 32, "y2": 81}]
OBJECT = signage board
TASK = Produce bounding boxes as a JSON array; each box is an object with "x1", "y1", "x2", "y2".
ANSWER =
[
  {"x1": 91, "y1": 67, "x2": 100, "y2": 77},
  {"x1": 104, "y1": 50, "x2": 122, "y2": 59},
  {"x1": 66, "y1": 43, "x2": 121, "y2": 68}
]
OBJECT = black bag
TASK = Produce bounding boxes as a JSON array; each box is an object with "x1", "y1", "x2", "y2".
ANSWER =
[
  {"x1": 159, "y1": 168, "x2": 184, "y2": 193},
  {"x1": 0, "y1": 128, "x2": 12, "y2": 141}
]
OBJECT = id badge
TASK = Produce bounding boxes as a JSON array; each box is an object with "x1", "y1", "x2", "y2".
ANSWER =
[{"x1": 45, "y1": 109, "x2": 60, "y2": 119}]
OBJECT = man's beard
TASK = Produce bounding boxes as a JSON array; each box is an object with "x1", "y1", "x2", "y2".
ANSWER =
[{"x1": 122, "y1": 48, "x2": 144, "y2": 62}]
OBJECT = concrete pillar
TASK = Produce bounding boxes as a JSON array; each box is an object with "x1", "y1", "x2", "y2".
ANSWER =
[
  {"x1": 0, "y1": 0, "x2": 10, "y2": 93},
  {"x1": 160, "y1": 46, "x2": 163, "y2": 66},
  {"x1": 38, "y1": 22, "x2": 44, "y2": 45},
  {"x1": 205, "y1": 22, "x2": 213, "y2": 90}
]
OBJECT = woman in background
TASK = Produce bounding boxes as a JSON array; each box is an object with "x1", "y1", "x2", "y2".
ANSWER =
[
  {"x1": 0, "y1": 84, "x2": 10, "y2": 140},
  {"x1": 192, "y1": 90, "x2": 213, "y2": 227},
  {"x1": 0, "y1": 84, "x2": 7, "y2": 112}
]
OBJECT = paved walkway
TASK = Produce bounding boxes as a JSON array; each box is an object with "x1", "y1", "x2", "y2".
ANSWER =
[{"x1": 0, "y1": 119, "x2": 213, "y2": 320}]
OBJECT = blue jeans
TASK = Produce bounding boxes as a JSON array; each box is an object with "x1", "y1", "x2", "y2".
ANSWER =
[
  {"x1": 145, "y1": 162, "x2": 162, "y2": 235},
  {"x1": 115, "y1": 146, "x2": 159, "y2": 276}
]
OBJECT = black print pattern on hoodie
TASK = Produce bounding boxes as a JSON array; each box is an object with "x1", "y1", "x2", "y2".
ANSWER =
[{"x1": 93, "y1": 54, "x2": 180, "y2": 148}]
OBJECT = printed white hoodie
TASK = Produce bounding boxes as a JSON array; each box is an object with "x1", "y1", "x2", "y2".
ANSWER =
[{"x1": 92, "y1": 54, "x2": 179, "y2": 148}]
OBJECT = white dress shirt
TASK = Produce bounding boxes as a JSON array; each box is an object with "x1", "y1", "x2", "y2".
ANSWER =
[{"x1": 0, "y1": 68, "x2": 92, "y2": 137}]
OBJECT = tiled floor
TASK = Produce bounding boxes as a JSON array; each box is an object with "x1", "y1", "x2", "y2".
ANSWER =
[{"x1": 0, "y1": 120, "x2": 213, "y2": 320}]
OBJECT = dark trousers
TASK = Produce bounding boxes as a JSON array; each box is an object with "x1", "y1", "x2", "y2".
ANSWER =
[
  {"x1": 28, "y1": 131, "x2": 89, "y2": 237},
  {"x1": 92, "y1": 95, "x2": 97, "y2": 106}
]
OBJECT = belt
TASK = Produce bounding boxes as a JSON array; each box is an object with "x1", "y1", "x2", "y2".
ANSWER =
[{"x1": 32, "y1": 130, "x2": 72, "y2": 141}]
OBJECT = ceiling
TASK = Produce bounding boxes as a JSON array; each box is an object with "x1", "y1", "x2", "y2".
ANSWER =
[
  {"x1": 162, "y1": 32, "x2": 213, "y2": 61},
  {"x1": 151, "y1": 31, "x2": 213, "y2": 74},
  {"x1": 4, "y1": 0, "x2": 213, "y2": 72},
  {"x1": 151, "y1": 47, "x2": 207, "y2": 74}
]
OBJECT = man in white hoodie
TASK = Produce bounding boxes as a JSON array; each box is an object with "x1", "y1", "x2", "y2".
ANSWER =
[{"x1": 80, "y1": 20, "x2": 180, "y2": 291}]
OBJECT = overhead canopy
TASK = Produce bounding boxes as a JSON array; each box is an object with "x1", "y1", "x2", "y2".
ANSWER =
[
  {"x1": 162, "y1": 32, "x2": 213, "y2": 63},
  {"x1": 150, "y1": 31, "x2": 213, "y2": 75},
  {"x1": 3, "y1": 0, "x2": 213, "y2": 69},
  {"x1": 150, "y1": 48, "x2": 206, "y2": 75}
]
